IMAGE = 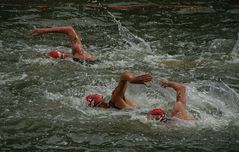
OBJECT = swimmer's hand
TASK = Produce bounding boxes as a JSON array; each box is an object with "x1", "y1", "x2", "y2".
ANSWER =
[
  {"x1": 29, "y1": 28, "x2": 45, "y2": 36},
  {"x1": 130, "y1": 74, "x2": 152, "y2": 84},
  {"x1": 159, "y1": 79, "x2": 168, "y2": 88}
]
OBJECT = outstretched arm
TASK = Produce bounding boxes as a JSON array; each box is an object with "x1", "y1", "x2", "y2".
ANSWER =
[
  {"x1": 115, "y1": 71, "x2": 152, "y2": 95},
  {"x1": 111, "y1": 71, "x2": 152, "y2": 109},
  {"x1": 121, "y1": 71, "x2": 152, "y2": 84},
  {"x1": 30, "y1": 26, "x2": 96, "y2": 61},
  {"x1": 159, "y1": 79, "x2": 186, "y2": 105},
  {"x1": 30, "y1": 26, "x2": 82, "y2": 46}
]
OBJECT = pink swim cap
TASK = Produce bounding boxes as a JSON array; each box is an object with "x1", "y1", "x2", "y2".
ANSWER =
[
  {"x1": 148, "y1": 108, "x2": 167, "y2": 122},
  {"x1": 48, "y1": 50, "x2": 68, "y2": 59},
  {"x1": 86, "y1": 94, "x2": 103, "y2": 107}
]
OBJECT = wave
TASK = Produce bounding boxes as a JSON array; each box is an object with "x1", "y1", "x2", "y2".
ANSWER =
[
  {"x1": 107, "y1": 11, "x2": 152, "y2": 54},
  {"x1": 43, "y1": 78, "x2": 239, "y2": 131}
]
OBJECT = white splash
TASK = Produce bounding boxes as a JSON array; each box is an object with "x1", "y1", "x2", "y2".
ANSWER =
[
  {"x1": 230, "y1": 33, "x2": 239, "y2": 63},
  {"x1": 107, "y1": 11, "x2": 152, "y2": 53}
]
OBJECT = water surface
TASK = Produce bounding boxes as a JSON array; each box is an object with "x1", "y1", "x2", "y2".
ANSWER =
[{"x1": 0, "y1": 0, "x2": 239, "y2": 151}]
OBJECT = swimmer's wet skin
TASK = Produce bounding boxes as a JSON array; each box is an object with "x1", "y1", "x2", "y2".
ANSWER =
[
  {"x1": 30, "y1": 26, "x2": 97, "y2": 62},
  {"x1": 85, "y1": 71, "x2": 152, "y2": 110},
  {"x1": 147, "y1": 80, "x2": 194, "y2": 122},
  {"x1": 86, "y1": 94, "x2": 120, "y2": 109}
]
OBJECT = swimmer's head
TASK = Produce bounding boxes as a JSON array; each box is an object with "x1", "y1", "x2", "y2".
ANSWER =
[
  {"x1": 147, "y1": 108, "x2": 167, "y2": 122},
  {"x1": 48, "y1": 50, "x2": 68, "y2": 59},
  {"x1": 86, "y1": 93, "x2": 104, "y2": 107}
]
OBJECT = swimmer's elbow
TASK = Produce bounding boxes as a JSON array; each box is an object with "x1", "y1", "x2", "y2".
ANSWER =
[
  {"x1": 60, "y1": 26, "x2": 76, "y2": 35},
  {"x1": 64, "y1": 26, "x2": 74, "y2": 31},
  {"x1": 179, "y1": 84, "x2": 186, "y2": 92},
  {"x1": 173, "y1": 82, "x2": 186, "y2": 93},
  {"x1": 120, "y1": 71, "x2": 133, "y2": 81}
]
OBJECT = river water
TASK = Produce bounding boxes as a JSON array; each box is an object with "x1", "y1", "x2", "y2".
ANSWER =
[{"x1": 0, "y1": 0, "x2": 239, "y2": 151}]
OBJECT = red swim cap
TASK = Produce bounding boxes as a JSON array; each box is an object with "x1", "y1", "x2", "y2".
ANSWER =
[
  {"x1": 86, "y1": 94, "x2": 103, "y2": 107},
  {"x1": 148, "y1": 108, "x2": 167, "y2": 122},
  {"x1": 48, "y1": 50, "x2": 68, "y2": 59}
]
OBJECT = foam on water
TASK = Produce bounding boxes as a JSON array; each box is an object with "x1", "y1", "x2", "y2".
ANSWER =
[
  {"x1": 107, "y1": 11, "x2": 152, "y2": 54},
  {"x1": 42, "y1": 73, "x2": 239, "y2": 130},
  {"x1": 127, "y1": 81, "x2": 239, "y2": 130},
  {"x1": 0, "y1": 72, "x2": 28, "y2": 84},
  {"x1": 229, "y1": 33, "x2": 239, "y2": 63},
  {"x1": 1, "y1": 1, "x2": 239, "y2": 151},
  {"x1": 143, "y1": 54, "x2": 181, "y2": 64},
  {"x1": 18, "y1": 22, "x2": 238, "y2": 132},
  {"x1": 131, "y1": 80, "x2": 237, "y2": 130},
  {"x1": 186, "y1": 80, "x2": 239, "y2": 129},
  {"x1": 22, "y1": 58, "x2": 56, "y2": 65}
]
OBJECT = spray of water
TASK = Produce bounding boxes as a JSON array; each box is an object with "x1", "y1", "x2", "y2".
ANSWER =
[
  {"x1": 187, "y1": 80, "x2": 239, "y2": 130},
  {"x1": 107, "y1": 11, "x2": 152, "y2": 54},
  {"x1": 27, "y1": 6, "x2": 239, "y2": 130},
  {"x1": 231, "y1": 33, "x2": 239, "y2": 63}
]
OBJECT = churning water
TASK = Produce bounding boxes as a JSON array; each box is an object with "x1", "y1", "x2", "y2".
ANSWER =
[{"x1": 0, "y1": 0, "x2": 239, "y2": 151}]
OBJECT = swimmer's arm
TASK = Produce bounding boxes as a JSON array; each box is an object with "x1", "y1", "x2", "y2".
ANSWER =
[
  {"x1": 120, "y1": 71, "x2": 152, "y2": 84},
  {"x1": 30, "y1": 26, "x2": 82, "y2": 46},
  {"x1": 160, "y1": 80, "x2": 182, "y2": 89},
  {"x1": 159, "y1": 80, "x2": 186, "y2": 105},
  {"x1": 120, "y1": 71, "x2": 134, "y2": 81}
]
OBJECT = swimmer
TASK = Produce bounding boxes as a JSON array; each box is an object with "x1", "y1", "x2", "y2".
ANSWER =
[
  {"x1": 86, "y1": 71, "x2": 152, "y2": 109},
  {"x1": 30, "y1": 26, "x2": 96, "y2": 63},
  {"x1": 148, "y1": 79, "x2": 194, "y2": 122}
]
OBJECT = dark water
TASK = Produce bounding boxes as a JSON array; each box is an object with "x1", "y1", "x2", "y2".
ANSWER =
[{"x1": 0, "y1": 0, "x2": 239, "y2": 151}]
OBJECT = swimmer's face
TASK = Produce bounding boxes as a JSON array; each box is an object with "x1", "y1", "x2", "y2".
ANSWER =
[
  {"x1": 86, "y1": 94, "x2": 104, "y2": 107},
  {"x1": 148, "y1": 115, "x2": 163, "y2": 121},
  {"x1": 97, "y1": 98, "x2": 109, "y2": 108}
]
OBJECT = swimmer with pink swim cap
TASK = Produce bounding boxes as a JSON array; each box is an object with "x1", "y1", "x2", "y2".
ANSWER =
[
  {"x1": 147, "y1": 108, "x2": 167, "y2": 122},
  {"x1": 48, "y1": 50, "x2": 69, "y2": 59},
  {"x1": 85, "y1": 75, "x2": 194, "y2": 121},
  {"x1": 147, "y1": 79, "x2": 194, "y2": 122},
  {"x1": 85, "y1": 71, "x2": 152, "y2": 109},
  {"x1": 30, "y1": 26, "x2": 96, "y2": 63}
]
